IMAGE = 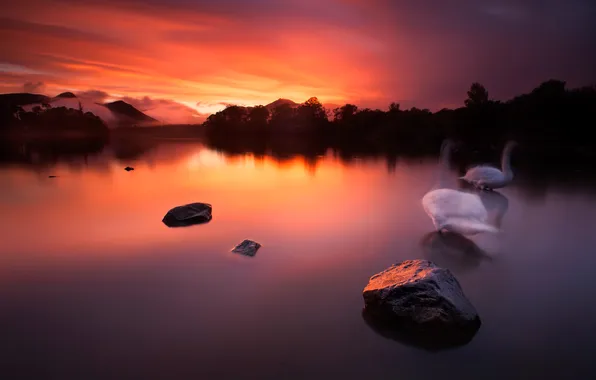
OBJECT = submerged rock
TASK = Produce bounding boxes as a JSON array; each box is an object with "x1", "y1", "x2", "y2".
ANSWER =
[
  {"x1": 162, "y1": 202, "x2": 212, "y2": 227},
  {"x1": 231, "y1": 239, "x2": 261, "y2": 257},
  {"x1": 124, "y1": 166, "x2": 134, "y2": 171},
  {"x1": 362, "y1": 259, "x2": 480, "y2": 346}
]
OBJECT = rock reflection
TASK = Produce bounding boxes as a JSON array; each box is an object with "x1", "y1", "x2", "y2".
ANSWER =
[
  {"x1": 420, "y1": 231, "x2": 491, "y2": 274},
  {"x1": 362, "y1": 308, "x2": 480, "y2": 352}
]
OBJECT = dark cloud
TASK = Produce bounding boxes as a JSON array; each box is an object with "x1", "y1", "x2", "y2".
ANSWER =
[
  {"x1": 76, "y1": 90, "x2": 110, "y2": 103},
  {"x1": 0, "y1": 17, "x2": 119, "y2": 45},
  {"x1": 196, "y1": 101, "x2": 236, "y2": 108},
  {"x1": 23, "y1": 81, "x2": 45, "y2": 93}
]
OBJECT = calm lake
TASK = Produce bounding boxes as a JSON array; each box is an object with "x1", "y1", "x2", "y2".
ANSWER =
[{"x1": 1, "y1": 140, "x2": 596, "y2": 379}]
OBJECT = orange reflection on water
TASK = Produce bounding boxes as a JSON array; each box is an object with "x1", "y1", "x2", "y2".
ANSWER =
[{"x1": 0, "y1": 145, "x2": 432, "y2": 273}]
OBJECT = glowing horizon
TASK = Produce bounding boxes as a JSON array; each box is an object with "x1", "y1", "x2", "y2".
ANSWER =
[{"x1": 1, "y1": 0, "x2": 595, "y2": 122}]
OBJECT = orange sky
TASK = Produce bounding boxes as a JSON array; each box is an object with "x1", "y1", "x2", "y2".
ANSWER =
[{"x1": 1, "y1": 0, "x2": 595, "y2": 119}]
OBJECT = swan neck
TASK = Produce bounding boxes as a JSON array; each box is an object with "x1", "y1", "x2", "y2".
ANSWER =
[
  {"x1": 437, "y1": 142, "x2": 453, "y2": 187},
  {"x1": 501, "y1": 145, "x2": 514, "y2": 178}
]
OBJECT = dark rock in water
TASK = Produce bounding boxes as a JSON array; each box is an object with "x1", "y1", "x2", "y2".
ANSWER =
[
  {"x1": 162, "y1": 202, "x2": 212, "y2": 227},
  {"x1": 231, "y1": 239, "x2": 261, "y2": 257},
  {"x1": 362, "y1": 259, "x2": 480, "y2": 345},
  {"x1": 48, "y1": 175, "x2": 57, "y2": 178},
  {"x1": 124, "y1": 166, "x2": 134, "y2": 171}
]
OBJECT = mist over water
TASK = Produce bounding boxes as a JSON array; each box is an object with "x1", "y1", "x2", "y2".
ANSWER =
[{"x1": 1, "y1": 140, "x2": 596, "y2": 379}]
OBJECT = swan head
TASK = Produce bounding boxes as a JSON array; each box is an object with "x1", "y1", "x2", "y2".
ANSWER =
[
  {"x1": 440, "y1": 139, "x2": 463, "y2": 153},
  {"x1": 504, "y1": 140, "x2": 519, "y2": 152}
]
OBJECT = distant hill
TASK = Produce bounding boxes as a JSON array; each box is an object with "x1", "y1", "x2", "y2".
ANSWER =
[
  {"x1": 55, "y1": 92, "x2": 77, "y2": 99},
  {"x1": 265, "y1": 98, "x2": 298, "y2": 111},
  {"x1": 0, "y1": 92, "x2": 158, "y2": 128},
  {"x1": 103, "y1": 100, "x2": 158, "y2": 124},
  {"x1": 0, "y1": 93, "x2": 51, "y2": 106}
]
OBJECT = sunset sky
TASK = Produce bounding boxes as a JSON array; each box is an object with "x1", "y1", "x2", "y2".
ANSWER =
[{"x1": 1, "y1": 0, "x2": 595, "y2": 120}]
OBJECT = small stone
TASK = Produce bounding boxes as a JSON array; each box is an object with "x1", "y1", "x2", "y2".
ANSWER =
[
  {"x1": 124, "y1": 166, "x2": 134, "y2": 171},
  {"x1": 162, "y1": 202, "x2": 212, "y2": 227},
  {"x1": 231, "y1": 239, "x2": 261, "y2": 257},
  {"x1": 48, "y1": 175, "x2": 57, "y2": 178}
]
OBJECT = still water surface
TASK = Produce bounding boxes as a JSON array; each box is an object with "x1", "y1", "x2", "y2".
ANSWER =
[{"x1": 1, "y1": 141, "x2": 596, "y2": 379}]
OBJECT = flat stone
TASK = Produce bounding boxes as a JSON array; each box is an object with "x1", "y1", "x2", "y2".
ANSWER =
[
  {"x1": 362, "y1": 259, "x2": 480, "y2": 348},
  {"x1": 162, "y1": 202, "x2": 212, "y2": 227},
  {"x1": 231, "y1": 239, "x2": 261, "y2": 257}
]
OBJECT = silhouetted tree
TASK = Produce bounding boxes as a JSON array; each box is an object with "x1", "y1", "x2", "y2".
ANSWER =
[
  {"x1": 222, "y1": 105, "x2": 247, "y2": 125},
  {"x1": 333, "y1": 104, "x2": 358, "y2": 122},
  {"x1": 270, "y1": 103, "x2": 296, "y2": 130},
  {"x1": 247, "y1": 105, "x2": 269, "y2": 125},
  {"x1": 532, "y1": 79, "x2": 566, "y2": 98},
  {"x1": 465, "y1": 82, "x2": 489, "y2": 107},
  {"x1": 389, "y1": 102, "x2": 401, "y2": 112},
  {"x1": 246, "y1": 105, "x2": 270, "y2": 134},
  {"x1": 302, "y1": 97, "x2": 327, "y2": 120},
  {"x1": 294, "y1": 97, "x2": 328, "y2": 132}
]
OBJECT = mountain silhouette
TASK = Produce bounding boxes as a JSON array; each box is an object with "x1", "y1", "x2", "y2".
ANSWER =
[
  {"x1": 55, "y1": 92, "x2": 77, "y2": 99},
  {"x1": 103, "y1": 100, "x2": 157, "y2": 123},
  {"x1": 265, "y1": 98, "x2": 298, "y2": 111},
  {"x1": 0, "y1": 92, "x2": 158, "y2": 127}
]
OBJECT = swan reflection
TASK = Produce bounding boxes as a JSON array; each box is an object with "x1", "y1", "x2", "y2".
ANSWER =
[{"x1": 420, "y1": 231, "x2": 491, "y2": 274}]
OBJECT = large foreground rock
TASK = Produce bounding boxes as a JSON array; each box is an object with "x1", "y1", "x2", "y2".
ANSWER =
[
  {"x1": 162, "y1": 202, "x2": 212, "y2": 227},
  {"x1": 362, "y1": 259, "x2": 480, "y2": 348}
]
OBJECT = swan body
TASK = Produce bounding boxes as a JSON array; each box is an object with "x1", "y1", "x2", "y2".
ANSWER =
[
  {"x1": 476, "y1": 189, "x2": 509, "y2": 228},
  {"x1": 422, "y1": 140, "x2": 499, "y2": 236},
  {"x1": 461, "y1": 141, "x2": 518, "y2": 190},
  {"x1": 422, "y1": 189, "x2": 498, "y2": 235}
]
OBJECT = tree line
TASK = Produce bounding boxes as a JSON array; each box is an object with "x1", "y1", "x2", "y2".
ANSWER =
[
  {"x1": 203, "y1": 80, "x2": 596, "y2": 158},
  {"x1": 1, "y1": 101, "x2": 108, "y2": 140}
]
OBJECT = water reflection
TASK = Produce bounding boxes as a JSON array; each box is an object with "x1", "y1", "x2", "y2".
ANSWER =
[
  {"x1": 361, "y1": 308, "x2": 480, "y2": 352},
  {"x1": 2, "y1": 139, "x2": 596, "y2": 379},
  {"x1": 420, "y1": 232, "x2": 491, "y2": 275}
]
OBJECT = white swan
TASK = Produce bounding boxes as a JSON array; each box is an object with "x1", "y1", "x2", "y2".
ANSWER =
[
  {"x1": 476, "y1": 190, "x2": 509, "y2": 229},
  {"x1": 460, "y1": 141, "x2": 518, "y2": 190},
  {"x1": 422, "y1": 140, "x2": 499, "y2": 235}
]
